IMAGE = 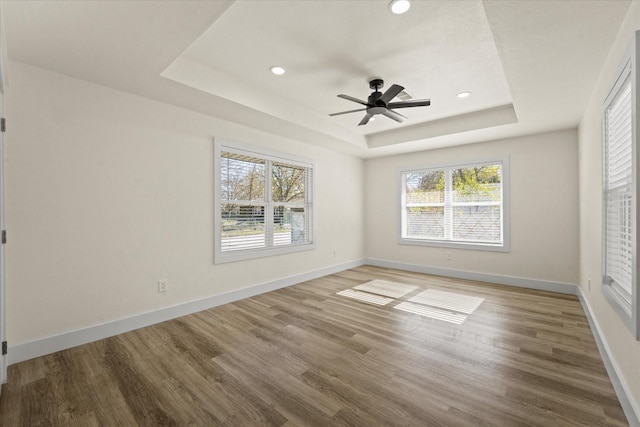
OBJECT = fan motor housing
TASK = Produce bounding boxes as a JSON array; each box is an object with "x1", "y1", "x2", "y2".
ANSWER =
[{"x1": 368, "y1": 92, "x2": 383, "y2": 106}]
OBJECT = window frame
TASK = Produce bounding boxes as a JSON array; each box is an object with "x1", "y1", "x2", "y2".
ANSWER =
[
  {"x1": 398, "y1": 157, "x2": 510, "y2": 252},
  {"x1": 601, "y1": 32, "x2": 640, "y2": 339},
  {"x1": 214, "y1": 138, "x2": 315, "y2": 264}
]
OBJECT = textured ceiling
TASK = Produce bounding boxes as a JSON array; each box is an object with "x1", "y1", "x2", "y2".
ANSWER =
[{"x1": 1, "y1": 0, "x2": 632, "y2": 157}]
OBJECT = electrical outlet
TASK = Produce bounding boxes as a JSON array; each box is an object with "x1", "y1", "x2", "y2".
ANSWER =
[
  {"x1": 446, "y1": 251, "x2": 452, "y2": 260},
  {"x1": 158, "y1": 279, "x2": 168, "y2": 293}
]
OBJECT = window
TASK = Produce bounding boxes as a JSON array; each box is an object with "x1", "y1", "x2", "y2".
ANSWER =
[
  {"x1": 400, "y1": 159, "x2": 509, "y2": 251},
  {"x1": 214, "y1": 139, "x2": 314, "y2": 263},
  {"x1": 602, "y1": 32, "x2": 640, "y2": 338}
]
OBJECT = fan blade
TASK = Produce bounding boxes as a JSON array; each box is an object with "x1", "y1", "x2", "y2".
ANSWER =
[
  {"x1": 387, "y1": 99, "x2": 431, "y2": 109},
  {"x1": 378, "y1": 84, "x2": 405, "y2": 105},
  {"x1": 329, "y1": 108, "x2": 367, "y2": 117},
  {"x1": 358, "y1": 113, "x2": 374, "y2": 126},
  {"x1": 382, "y1": 109, "x2": 406, "y2": 123},
  {"x1": 337, "y1": 94, "x2": 369, "y2": 106}
]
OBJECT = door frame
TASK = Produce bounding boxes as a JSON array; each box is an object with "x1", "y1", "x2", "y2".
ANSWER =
[{"x1": 0, "y1": 2, "x2": 8, "y2": 387}]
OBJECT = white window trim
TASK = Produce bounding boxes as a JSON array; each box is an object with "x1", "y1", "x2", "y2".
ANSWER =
[
  {"x1": 214, "y1": 138, "x2": 316, "y2": 264},
  {"x1": 398, "y1": 157, "x2": 510, "y2": 252},
  {"x1": 601, "y1": 32, "x2": 640, "y2": 339}
]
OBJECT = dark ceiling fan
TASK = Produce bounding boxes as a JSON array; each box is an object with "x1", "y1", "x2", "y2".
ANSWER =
[{"x1": 329, "y1": 79, "x2": 431, "y2": 126}]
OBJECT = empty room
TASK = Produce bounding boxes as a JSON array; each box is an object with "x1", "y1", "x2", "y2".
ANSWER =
[{"x1": 0, "y1": 0, "x2": 639, "y2": 425}]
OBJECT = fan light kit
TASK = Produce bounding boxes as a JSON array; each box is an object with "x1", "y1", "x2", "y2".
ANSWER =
[
  {"x1": 329, "y1": 78, "x2": 431, "y2": 126},
  {"x1": 270, "y1": 66, "x2": 285, "y2": 75},
  {"x1": 389, "y1": 0, "x2": 411, "y2": 15}
]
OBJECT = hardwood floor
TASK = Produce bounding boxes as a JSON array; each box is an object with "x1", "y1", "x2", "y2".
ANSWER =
[{"x1": 0, "y1": 266, "x2": 628, "y2": 426}]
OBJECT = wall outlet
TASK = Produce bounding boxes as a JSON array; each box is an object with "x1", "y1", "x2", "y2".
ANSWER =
[
  {"x1": 158, "y1": 279, "x2": 168, "y2": 293},
  {"x1": 446, "y1": 251, "x2": 452, "y2": 260}
]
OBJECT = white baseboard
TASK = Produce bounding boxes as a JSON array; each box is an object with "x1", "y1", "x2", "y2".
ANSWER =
[
  {"x1": 9, "y1": 257, "x2": 640, "y2": 427},
  {"x1": 577, "y1": 288, "x2": 640, "y2": 427},
  {"x1": 365, "y1": 258, "x2": 639, "y2": 426},
  {"x1": 9, "y1": 259, "x2": 366, "y2": 365},
  {"x1": 365, "y1": 258, "x2": 577, "y2": 294},
  {"x1": 9, "y1": 258, "x2": 575, "y2": 365}
]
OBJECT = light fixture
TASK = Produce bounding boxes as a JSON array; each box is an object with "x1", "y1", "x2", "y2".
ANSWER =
[
  {"x1": 270, "y1": 66, "x2": 285, "y2": 76},
  {"x1": 389, "y1": 0, "x2": 411, "y2": 14},
  {"x1": 456, "y1": 91, "x2": 471, "y2": 98}
]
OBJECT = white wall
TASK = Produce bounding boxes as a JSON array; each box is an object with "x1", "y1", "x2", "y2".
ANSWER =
[
  {"x1": 5, "y1": 61, "x2": 365, "y2": 346},
  {"x1": 364, "y1": 129, "x2": 579, "y2": 286},
  {"x1": 579, "y1": 1, "x2": 640, "y2": 415},
  {"x1": 4, "y1": 17, "x2": 637, "y2": 418}
]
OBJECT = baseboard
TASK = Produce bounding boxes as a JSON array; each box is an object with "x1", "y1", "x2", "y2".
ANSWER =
[
  {"x1": 11, "y1": 256, "x2": 639, "y2": 427},
  {"x1": 366, "y1": 258, "x2": 639, "y2": 425},
  {"x1": 577, "y1": 288, "x2": 640, "y2": 427},
  {"x1": 9, "y1": 259, "x2": 366, "y2": 365},
  {"x1": 365, "y1": 258, "x2": 577, "y2": 295}
]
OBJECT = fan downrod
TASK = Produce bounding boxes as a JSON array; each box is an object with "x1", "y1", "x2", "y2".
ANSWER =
[{"x1": 369, "y1": 79, "x2": 384, "y2": 91}]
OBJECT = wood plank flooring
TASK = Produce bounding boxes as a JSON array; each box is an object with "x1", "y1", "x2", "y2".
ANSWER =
[{"x1": 0, "y1": 266, "x2": 629, "y2": 426}]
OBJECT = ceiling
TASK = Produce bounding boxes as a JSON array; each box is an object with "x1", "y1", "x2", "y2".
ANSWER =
[{"x1": 1, "y1": 0, "x2": 631, "y2": 158}]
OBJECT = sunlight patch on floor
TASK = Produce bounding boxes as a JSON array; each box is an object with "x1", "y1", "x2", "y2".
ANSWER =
[
  {"x1": 337, "y1": 282, "x2": 484, "y2": 325},
  {"x1": 353, "y1": 280, "x2": 419, "y2": 298},
  {"x1": 336, "y1": 289, "x2": 394, "y2": 306},
  {"x1": 394, "y1": 302, "x2": 468, "y2": 324},
  {"x1": 409, "y1": 289, "x2": 484, "y2": 314}
]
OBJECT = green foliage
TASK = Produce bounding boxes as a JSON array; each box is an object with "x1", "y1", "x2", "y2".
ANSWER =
[
  {"x1": 417, "y1": 170, "x2": 444, "y2": 192},
  {"x1": 452, "y1": 166, "x2": 501, "y2": 199},
  {"x1": 408, "y1": 165, "x2": 501, "y2": 203}
]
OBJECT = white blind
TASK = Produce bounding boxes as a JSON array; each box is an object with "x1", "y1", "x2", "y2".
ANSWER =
[
  {"x1": 220, "y1": 152, "x2": 266, "y2": 252},
  {"x1": 271, "y1": 162, "x2": 312, "y2": 247},
  {"x1": 604, "y1": 75, "x2": 633, "y2": 303},
  {"x1": 402, "y1": 163, "x2": 503, "y2": 245},
  {"x1": 404, "y1": 170, "x2": 445, "y2": 239},
  {"x1": 220, "y1": 151, "x2": 312, "y2": 254}
]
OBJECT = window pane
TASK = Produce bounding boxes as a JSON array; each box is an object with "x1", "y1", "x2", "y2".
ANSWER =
[
  {"x1": 406, "y1": 206, "x2": 444, "y2": 239},
  {"x1": 604, "y1": 74, "x2": 633, "y2": 303},
  {"x1": 453, "y1": 206, "x2": 502, "y2": 242},
  {"x1": 401, "y1": 162, "x2": 505, "y2": 248},
  {"x1": 605, "y1": 186, "x2": 633, "y2": 301},
  {"x1": 273, "y1": 207, "x2": 308, "y2": 246},
  {"x1": 221, "y1": 152, "x2": 265, "y2": 202},
  {"x1": 221, "y1": 204, "x2": 265, "y2": 252},
  {"x1": 405, "y1": 170, "x2": 444, "y2": 204},
  {"x1": 272, "y1": 162, "x2": 306, "y2": 203},
  {"x1": 452, "y1": 165, "x2": 501, "y2": 203},
  {"x1": 216, "y1": 142, "x2": 314, "y2": 263}
]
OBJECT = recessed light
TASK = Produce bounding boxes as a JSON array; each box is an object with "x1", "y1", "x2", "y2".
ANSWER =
[
  {"x1": 389, "y1": 0, "x2": 411, "y2": 14},
  {"x1": 270, "y1": 66, "x2": 285, "y2": 76},
  {"x1": 456, "y1": 91, "x2": 471, "y2": 98}
]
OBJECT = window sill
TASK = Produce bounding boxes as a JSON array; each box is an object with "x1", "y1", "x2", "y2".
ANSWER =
[{"x1": 398, "y1": 238, "x2": 509, "y2": 253}]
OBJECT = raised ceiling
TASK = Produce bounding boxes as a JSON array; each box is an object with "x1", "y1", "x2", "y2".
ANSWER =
[{"x1": 1, "y1": 0, "x2": 631, "y2": 158}]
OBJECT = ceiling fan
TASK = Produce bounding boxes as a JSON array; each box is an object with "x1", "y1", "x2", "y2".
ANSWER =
[{"x1": 329, "y1": 79, "x2": 431, "y2": 126}]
